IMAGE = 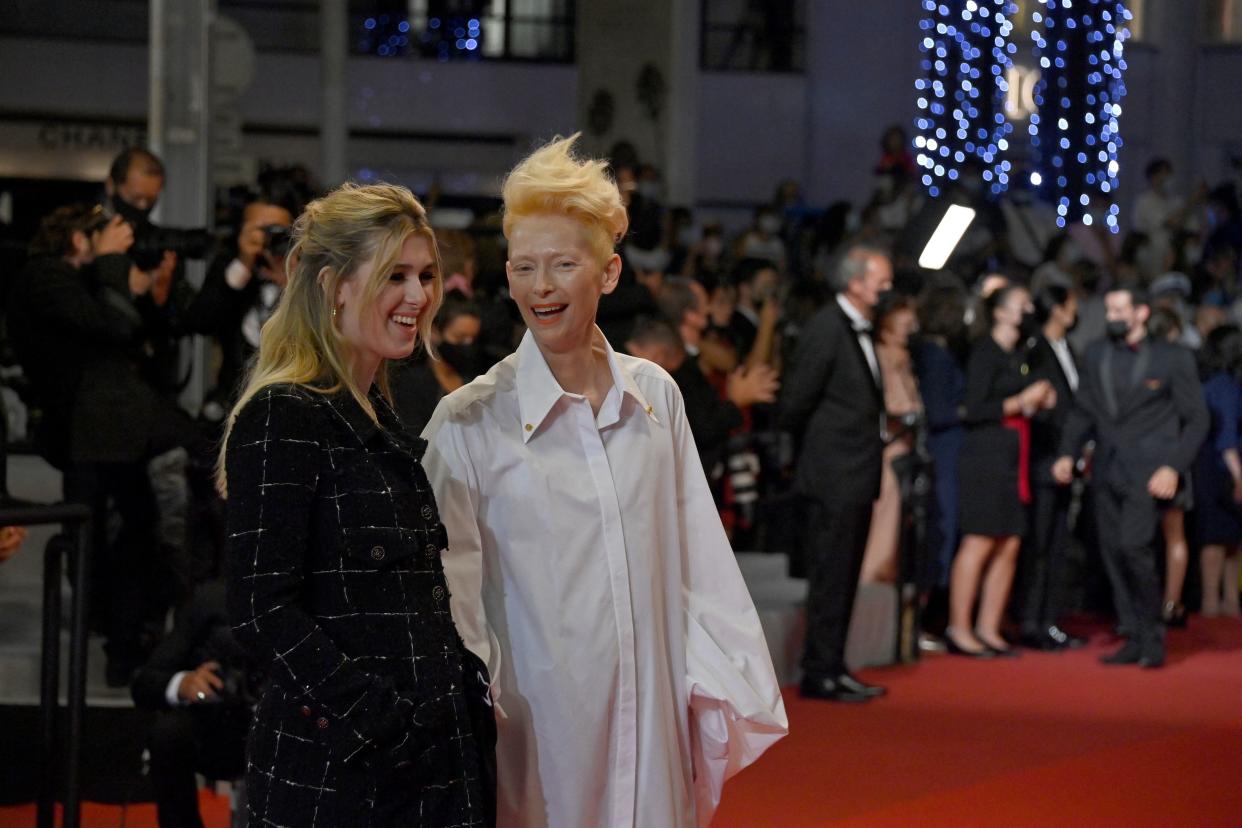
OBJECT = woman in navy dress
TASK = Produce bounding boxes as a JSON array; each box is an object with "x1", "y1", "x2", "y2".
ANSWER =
[{"x1": 1194, "y1": 325, "x2": 1242, "y2": 618}]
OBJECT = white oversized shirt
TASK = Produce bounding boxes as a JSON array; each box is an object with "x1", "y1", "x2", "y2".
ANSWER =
[{"x1": 422, "y1": 329, "x2": 787, "y2": 828}]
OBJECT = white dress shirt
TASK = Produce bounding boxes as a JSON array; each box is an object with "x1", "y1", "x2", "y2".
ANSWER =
[
  {"x1": 1048, "y1": 336, "x2": 1079, "y2": 393},
  {"x1": 422, "y1": 329, "x2": 787, "y2": 828},
  {"x1": 836, "y1": 293, "x2": 880, "y2": 386}
]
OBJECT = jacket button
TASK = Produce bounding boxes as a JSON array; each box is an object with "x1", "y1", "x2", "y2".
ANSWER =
[
  {"x1": 316, "y1": 717, "x2": 329, "y2": 730},
  {"x1": 432, "y1": 586, "x2": 445, "y2": 601},
  {"x1": 300, "y1": 705, "x2": 312, "y2": 718},
  {"x1": 421, "y1": 504, "x2": 435, "y2": 521},
  {"x1": 425, "y1": 543, "x2": 438, "y2": 558},
  {"x1": 370, "y1": 545, "x2": 385, "y2": 561}
]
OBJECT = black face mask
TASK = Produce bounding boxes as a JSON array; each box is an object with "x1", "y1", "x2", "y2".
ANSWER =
[
  {"x1": 110, "y1": 192, "x2": 153, "y2": 228},
  {"x1": 1019, "y1": 311, "x2": 1041, "y2": 340},
  {"x1": 439, "y1": 342, "x2": 483, "y2": 380},
  {"x1": 1106, "y1": 320, "x2": 1130, "y2": 341}
]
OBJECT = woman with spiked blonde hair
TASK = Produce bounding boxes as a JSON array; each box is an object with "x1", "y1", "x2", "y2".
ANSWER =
[
  {"x1": 422, "y1": 135, "x2": 787, "y2": 827},
  {"x1": 220, "y1": 183, "x2": 494, "y2": 827}
]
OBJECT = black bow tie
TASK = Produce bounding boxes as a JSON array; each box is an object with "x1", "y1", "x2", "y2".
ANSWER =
[{"x1": 853, "y1": 320, "x2": 873, "y2": 334}]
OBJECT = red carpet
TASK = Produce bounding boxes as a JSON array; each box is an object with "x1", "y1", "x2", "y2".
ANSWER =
[
  {"x1": 715, "y1": 618, "x2": 1242, "y2": 827},
  {"x1": 5, "y1": 620, "x2": 1241, "y2": 827}
]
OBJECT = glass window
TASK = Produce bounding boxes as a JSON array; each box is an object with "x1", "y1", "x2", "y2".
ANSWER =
[
  {"x1": 700, "y1": 0, "x2": 806, "y2": 73},
  {"x1": 0, "y1": 0, "x2": 575, "y2": 62},
  {"x1": 1203, "y1": 0, "x2": 1242, "y2": 42}
]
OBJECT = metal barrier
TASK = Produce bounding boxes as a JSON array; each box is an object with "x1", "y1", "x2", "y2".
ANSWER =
[{"x1": 0, "y1": 500, "x2": 92, "y2": 828}]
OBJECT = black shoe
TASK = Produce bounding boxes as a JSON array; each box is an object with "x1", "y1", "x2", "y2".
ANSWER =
[
  {"x1": 800, "y1": 673, "x2": 876, "y2": 703},
  {"x1": 1100, "y1": 641, "x2": 1142, "y2": 665},
  {"x1": 976, "y1": 631, "x2": 1020, "y2": 658},
  {"x1": 835, "y1": 672, "x2": 886, "y2": 698},
  {"x1": 1139, "y1": 650, "x2": 1166, "y2": 669},
  {"x1": 1046, "y1": 625, "x2": 1086, "y2": 650},
  {"x1": 945, "y1": 633, "x2": 996, "y2": 659},
  {"x1": 1018, "y1": 630, "x2": 1059, "y2": 651}
]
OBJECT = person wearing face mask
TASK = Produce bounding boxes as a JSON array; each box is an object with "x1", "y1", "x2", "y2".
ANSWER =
[
  {"x1": 948, "y1": 284, "x2": 1058, "y2": 658},
  {"x1": 781, "y1": 243, "x2": 894, "y2": 701},
  {"x1": 421, "y1": 134, "x2": 786, "y2": 827},
  {"x1": 1053, "y1": 286, "x2": 1209, "y2": 668},
  {"x1": 1017, "y1": 285, "x2": 1087, "y2": 650},
  {"x1": 738, "y1": 206, "x2": 787, "y2": 271},
  {"x1": 219, "y1": 183, "x2": 495, "y2": 827},
  {"x1": 1135, "y1": 158, "x2": 1206, "y2": 270},
  {"x1": 390, "y1": 296, "x2": 485, "y2": 436}
]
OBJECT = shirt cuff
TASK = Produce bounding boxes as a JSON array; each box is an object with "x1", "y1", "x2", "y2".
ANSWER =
[
  {"x1": 224, "y1": 258, "x2": 253, "y2": 291},
  {"x1": 165, "y1": 671, "x2": 189, "y2": 706}
]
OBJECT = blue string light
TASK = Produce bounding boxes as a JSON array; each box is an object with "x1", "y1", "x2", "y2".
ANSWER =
[
  {"x1": 915, "y1": 0, "x2": 1018, "y2": 198},
  {"x1": 1030, "y1": 0, "x2": 1131, "y2": 231}
]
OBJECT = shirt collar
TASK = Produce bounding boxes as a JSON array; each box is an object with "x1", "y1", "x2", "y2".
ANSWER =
[
  {"x1": 515, "y1": 326, "x2": 658, "y2": 442},
  {"x1": 836, "y1": 293, "x2": 872, "y2": 332}
]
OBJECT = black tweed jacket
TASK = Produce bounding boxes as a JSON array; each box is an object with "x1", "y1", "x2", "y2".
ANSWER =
[{"x1": 225, "y1": 382, "x2": 494, "y2": 827}]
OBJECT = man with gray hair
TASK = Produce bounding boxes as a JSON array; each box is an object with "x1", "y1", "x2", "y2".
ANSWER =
[{"x1": 780, "y1": 242, "x2": 893, "y2": 702}]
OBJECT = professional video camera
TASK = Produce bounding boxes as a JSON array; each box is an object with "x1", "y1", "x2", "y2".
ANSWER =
[{"x1": 102, "y1": 195, "x2": 216, "y2": 270}]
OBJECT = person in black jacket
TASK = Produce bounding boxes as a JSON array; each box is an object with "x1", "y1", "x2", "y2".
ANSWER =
[
  {"x1": 949, "y1": 284, "x2": 1057, "y2": 658},
  {"x1": 220, "y1": 183, "x2": 493, "y2": 827},
  {"x1": 624, "y1": 314, "x2": 777, "y2": 483},
  {"x1": 8, "y1": 204, "x2": 194, "y2": 684},
  {"x1": 1054, "y1": 286, "x2": 1209, "y2": 668},
  {"x1": 1019, "y1": 284, "x2": 1087, "y2": 650},
  {"x1": 130, "y1": 580, "x2": 258, "y2": 828},
  {"x1": 779, "y1": 242, "x2": 892, "y2": 702}
]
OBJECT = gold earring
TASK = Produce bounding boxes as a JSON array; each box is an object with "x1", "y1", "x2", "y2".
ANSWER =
[{"x1": 332, "y1": 304, "x2": 339, "y2": 318}]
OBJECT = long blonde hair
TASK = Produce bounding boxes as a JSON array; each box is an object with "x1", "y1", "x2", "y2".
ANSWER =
[{"x1": 216, "y1": 182, "x2": 442, "y2": 494}]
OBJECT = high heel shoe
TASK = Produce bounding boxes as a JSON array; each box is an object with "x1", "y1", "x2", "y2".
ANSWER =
[
  {"x1": 944, "y1": 629, "x2": 996, "y2": 659},
  {"x1": 1162, "y1": 601, "x2": 1188, "y2": 628},
  {"x1": 975, "y1": 630, "x2": 1020, "y2": 658}
]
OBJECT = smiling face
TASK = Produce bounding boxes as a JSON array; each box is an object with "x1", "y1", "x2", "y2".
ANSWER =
[
  {"x1": 336, "y1": 233, "x2": 438, "y2": 384},
  {"x1": 506, "y1": 213, "x2": 620, "y2": 355}
]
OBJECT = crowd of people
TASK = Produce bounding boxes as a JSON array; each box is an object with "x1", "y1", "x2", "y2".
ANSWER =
[{"x1": 2, "y1": 125, "x2": 1242, "y2": 824}]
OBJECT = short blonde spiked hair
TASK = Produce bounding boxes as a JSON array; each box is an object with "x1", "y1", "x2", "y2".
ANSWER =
[{"x1": 501, "y1": 133, "x2": 629, "y2": 264}]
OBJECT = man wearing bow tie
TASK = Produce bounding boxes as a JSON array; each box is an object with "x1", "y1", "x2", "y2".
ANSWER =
[
  {"x1": 1053, "y1": 286, "x2": 1208, "y2": 668},
  {"x1": 781, "y1": 243, "x2": 892, "y2": 702}
]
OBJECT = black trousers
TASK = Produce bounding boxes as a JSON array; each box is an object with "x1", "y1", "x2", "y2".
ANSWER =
[
  {"x1": 149, "y1": 705, "x2": 249, "y2": 828},
  {"x1": 1094, "y1": 480, "x2": 1166, "y2": 654},
  {"x1": 802, "y1": 498, "x2": 874, "y2": 677},
  {"x1": 63, "y1": 461, "x2": 159, "y2": 664},
  {"x1": 1020, "y1": 481, "x2": 1072, "y2": 635}
]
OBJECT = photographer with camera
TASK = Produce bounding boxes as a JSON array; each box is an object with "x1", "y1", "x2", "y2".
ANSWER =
[
  {"x1": 7, "y1": 202, "x2": 196, "y2": 683},
  {"x1": 131, "y1": 579, "x2": 261, "y2": 828},
  {"x1": 197, "y1": 199, "x2": 294, "y2": 412}
]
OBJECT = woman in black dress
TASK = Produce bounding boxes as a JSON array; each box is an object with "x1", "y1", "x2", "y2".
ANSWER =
[
  {"x1": 219, "y1": 183, "x2": 494, "y2": 827},
  {"x1": 948, "y1": 284, "x2": 1057, "y2": 656}
]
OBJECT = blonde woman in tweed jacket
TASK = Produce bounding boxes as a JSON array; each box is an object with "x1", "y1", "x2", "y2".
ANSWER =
[{"x1": 219, "y1": 183, "x2": 494, "y2": 827}]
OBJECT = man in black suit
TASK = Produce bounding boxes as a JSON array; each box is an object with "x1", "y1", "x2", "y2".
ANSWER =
[
  {"x1": 1020, "y1": 284, "x2": 1087, "y2": 650},
  {"x1": 780, "y1": 243, "x2": 891, "y2": 702},
  {"x1": 131, "y1": 580, "x2": 258, "y2": 828},
  {"x1": 1053, "y1": 286, "x2": 1208, "y2": 668}
]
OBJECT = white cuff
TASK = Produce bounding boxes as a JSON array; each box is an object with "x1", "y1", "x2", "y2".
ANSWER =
[
  {"x1": 224, "y1": 258, "x2": 253, "y2": 291},
  {"x1": 166, "y1": 671, "x2": 189, "y2": 706}
]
